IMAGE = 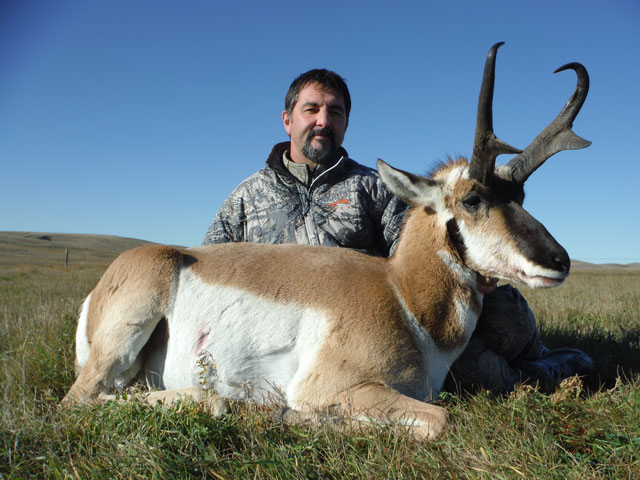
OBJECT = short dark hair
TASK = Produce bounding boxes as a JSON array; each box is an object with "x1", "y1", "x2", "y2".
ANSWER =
[{"x1": 284, "y1": 69, "x2": 351, "y2": 120}]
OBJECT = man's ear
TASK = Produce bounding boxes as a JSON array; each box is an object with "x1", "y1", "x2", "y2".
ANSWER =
[{"x1": 283, "y1": 111, "x2": 291, "y2": 136}]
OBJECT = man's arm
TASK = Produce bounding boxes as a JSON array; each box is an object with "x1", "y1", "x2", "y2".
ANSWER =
[
  {"x1": 201, "y1": 193, "x2": 247, "y2": 245},
  {"x1": 370, "y1": 176, "x2": 410, "y2": 256},
  {"x1": 381, "y1": 195, "x2": 409, "y2": 255}
]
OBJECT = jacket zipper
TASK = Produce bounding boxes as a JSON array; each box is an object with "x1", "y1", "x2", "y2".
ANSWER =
[{"x1": 301, "y1": 155, "x2": 346, "y2": 245}]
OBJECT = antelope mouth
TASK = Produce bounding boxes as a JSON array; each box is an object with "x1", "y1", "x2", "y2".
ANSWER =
[
  {"x1": 475, "y1": 267, "x2": 567, "y2": 292},
  {"x1": 516, "y1": 269, "x2": 568, "y2": 288}
]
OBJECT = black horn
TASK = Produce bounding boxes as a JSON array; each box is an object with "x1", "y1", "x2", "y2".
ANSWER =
[
  {"x1": 468, "y1": 42, "x2": 522, "y2": 186},
  {"x1": 501, "y1": 62, "x2": 591, "y2": 184}
]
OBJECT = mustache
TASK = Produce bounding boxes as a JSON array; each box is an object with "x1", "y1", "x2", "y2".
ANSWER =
[{"x1": 306, "y1": 128, "x2": 335, "y2": 143}]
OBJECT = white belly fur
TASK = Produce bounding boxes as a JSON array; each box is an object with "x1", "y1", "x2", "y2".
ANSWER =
[{"x1": 159, "y1": 268, "x2": 328, "y2": 407}]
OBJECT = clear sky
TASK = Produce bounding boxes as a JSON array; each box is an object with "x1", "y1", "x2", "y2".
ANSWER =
[{"x1": 1, "y1": 0, "x2": 638, "y2": 264}]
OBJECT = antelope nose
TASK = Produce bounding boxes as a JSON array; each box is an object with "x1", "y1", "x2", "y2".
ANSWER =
[{"x1": 554, "y1": 250, "x2": 571, "y2": 274}]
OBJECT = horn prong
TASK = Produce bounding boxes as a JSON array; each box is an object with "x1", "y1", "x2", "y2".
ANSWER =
[{"x1": 468, "y1": 42, "x2": 522, "y2": 186}]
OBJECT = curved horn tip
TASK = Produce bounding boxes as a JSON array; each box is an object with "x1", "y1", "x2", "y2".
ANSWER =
[
  {"x1": 487, "y1": 41, "x2": 505, "y2": 56},
  {"x1": 553, "y1": 62, "x2": 587, "y2": 75}
]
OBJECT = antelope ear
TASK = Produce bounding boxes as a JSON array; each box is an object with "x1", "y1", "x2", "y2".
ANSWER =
[{"x1": 377, "y1": 159, "x2": 440, "y2": 208}]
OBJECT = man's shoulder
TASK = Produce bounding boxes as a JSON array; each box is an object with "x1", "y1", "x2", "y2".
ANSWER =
[
  {"x1": 340, "y1": 157, "x2": 381, "y2": 182},
  {"x1": 217, "y1": 168, "x2": 274, "y2": 206},
  {"x1": 233, "y1": 165, "x2": 283, "y2": 190}
]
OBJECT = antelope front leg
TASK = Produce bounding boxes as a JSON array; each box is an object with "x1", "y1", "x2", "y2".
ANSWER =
[
  {"x1": 286, "y1": 382, "x2": 447, "y2": 441},
  {"x1": 330, "y1": 382, "x2": 448, "y2": 441}
]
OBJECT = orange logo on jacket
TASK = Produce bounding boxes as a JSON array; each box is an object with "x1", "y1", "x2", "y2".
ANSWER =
[{"x1": 326, "y1": 198, "x2": 350, "y2": 208}]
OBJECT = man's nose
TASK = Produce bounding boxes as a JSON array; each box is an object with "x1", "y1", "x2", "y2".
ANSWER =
[{"x1": 315, "y1": 108, "x2": 330, "y2": 127}]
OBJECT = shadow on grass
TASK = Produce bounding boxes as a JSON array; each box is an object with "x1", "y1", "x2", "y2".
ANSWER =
[
  {"x1": 541, "y1": 326, "x2": 640, "y2": 390},
  {"x1": 444, "y1": 326, "x2": 639, "y2": 398}
]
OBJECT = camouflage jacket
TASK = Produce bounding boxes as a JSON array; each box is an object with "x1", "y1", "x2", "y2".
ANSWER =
[{"x1": 202, "y1": 142, "x2": 408, "y2": 256}]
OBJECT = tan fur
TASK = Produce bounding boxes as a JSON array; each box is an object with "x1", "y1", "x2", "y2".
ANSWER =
[
  {"x1": 67, "y1": 245, "x2": 180, "y2": 401},
  {"x1": 183, "y1": 203, "x2": 471, "y2": 407},
  {"x1": 64, "y1": 157, "x2": 567, "y2": 442},
  {"x1": 64, "y1": 206, "x2": 459, "y2": 440},
  {"x1": 282, "y1": 382, "x2": 446, "y2": 441},
  {"x1": 390, "y1": 206, "x2": 481, "y2": 350},
  {"x1": 186, "y1": 241, "x2": 431, "y2": 402}
]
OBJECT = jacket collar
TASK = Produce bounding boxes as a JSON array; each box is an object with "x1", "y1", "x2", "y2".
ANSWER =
[{"x1": 265, "y1": 142, "x2": 350, "y2": 179}]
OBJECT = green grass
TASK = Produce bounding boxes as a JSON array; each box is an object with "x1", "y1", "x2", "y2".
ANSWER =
[
  {"x1": 518, "y1": 270, "x2": 640, "y2": 389},
  {"x1": 1, "y1": 257, "x2": 639, "y2": 478}
]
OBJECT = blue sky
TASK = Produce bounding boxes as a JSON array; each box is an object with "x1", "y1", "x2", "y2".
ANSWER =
[{"x1": 1, "y1": 0, "x2": 638, "y2": 264}]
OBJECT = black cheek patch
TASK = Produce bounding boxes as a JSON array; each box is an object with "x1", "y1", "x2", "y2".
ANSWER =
[{"x1": 446, "y1": 218, "x2": 467, "y2": 264}]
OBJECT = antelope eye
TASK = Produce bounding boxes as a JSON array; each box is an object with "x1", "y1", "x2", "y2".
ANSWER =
[{"x1": 462, "y1": 194, "x2": 482, "y2": 210}]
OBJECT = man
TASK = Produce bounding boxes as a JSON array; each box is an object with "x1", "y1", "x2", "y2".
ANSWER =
[
  {"x1": 203, "y1": 69, "x2": 594, "y2": 394},
  {"x1": 203, "y1": 69, "x2": 405, "y2": 256}
]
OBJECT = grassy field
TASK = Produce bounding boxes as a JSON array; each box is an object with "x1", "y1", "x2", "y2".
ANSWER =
[{"x1": 1, "y1": 234, "x2": 639, "y2": 478}]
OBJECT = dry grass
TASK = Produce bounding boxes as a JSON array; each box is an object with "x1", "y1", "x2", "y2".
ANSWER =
[
  {"x1": 519, "y1": 270, "x2": 640, "y2": 387},
  {"x1": 1, "y1": 234, "x2": 639, "y2": 478}
]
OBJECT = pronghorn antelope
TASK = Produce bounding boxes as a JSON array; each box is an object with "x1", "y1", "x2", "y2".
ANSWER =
[{"x1": 63, "y1": 43, "x2": 590, "y2": 440}]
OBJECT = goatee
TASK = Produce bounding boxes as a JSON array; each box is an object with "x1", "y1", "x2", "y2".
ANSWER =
[{"x1": 302, "y1": 128, "x2": 339, "y2": 165}]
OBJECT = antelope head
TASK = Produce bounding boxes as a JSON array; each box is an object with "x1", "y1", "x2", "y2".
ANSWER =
[{"x1": 380, "y1": 42, "x2": 590, "y2": 289}]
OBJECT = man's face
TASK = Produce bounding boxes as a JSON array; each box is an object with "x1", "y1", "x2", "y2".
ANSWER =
[{"x1": 283, "y1": 82, "x2": 348, "y2": 167}]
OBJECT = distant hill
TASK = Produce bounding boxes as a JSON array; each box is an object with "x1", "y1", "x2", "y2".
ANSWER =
[
  {"x1": 0, "y1": 231, "x2": 158, "y2": 266},
  {"x1": 0, "y1": 231, "x2": 637, "y2": 271},
  {"x1": 571, "y1": 259, "x2": 640, "y2": 271}
]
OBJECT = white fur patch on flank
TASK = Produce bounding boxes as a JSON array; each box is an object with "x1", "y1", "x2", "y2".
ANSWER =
[{"x1": 159, "y1": 268, "x2": 328, "y2": 407}]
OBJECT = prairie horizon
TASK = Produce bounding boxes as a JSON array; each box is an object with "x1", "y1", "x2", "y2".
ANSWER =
[{"x1": 1, "y1": 230, "x2": 638, "y2": 271}]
